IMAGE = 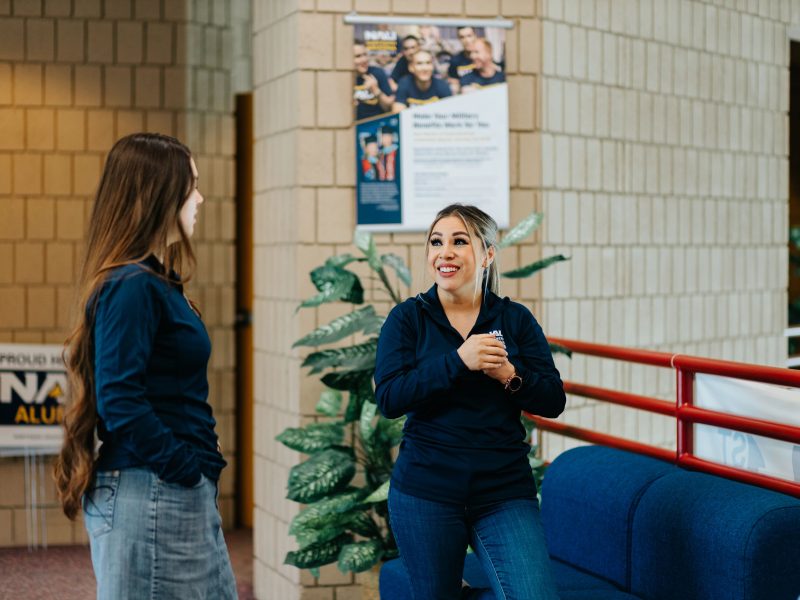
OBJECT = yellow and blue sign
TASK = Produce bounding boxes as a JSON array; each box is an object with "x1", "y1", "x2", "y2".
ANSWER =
[{"x1": 0, "y1": 345, "x2": 67, "y2": 451}]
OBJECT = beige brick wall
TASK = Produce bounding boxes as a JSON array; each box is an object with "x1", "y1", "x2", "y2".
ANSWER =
[
  {"x1": 0, "y1": 0, "x2": 239, "y2": 546},
  {"x1": 537, "y1": 0, "x2": 793, "y2": 459},
  {"x1": 251, "y1": 1, "x2": 543, "y2": 598}
]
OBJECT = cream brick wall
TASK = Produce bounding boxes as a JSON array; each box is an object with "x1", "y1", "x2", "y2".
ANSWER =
[
  {"x1": 537, "y1": 0, "x2": 793, "y2": 459},
  {"x1": 252, "y1": 1, "x2": 545, "y2": 598},
  {"x1": 0, "y1": 0, "x2": 240, "y2": 546}
]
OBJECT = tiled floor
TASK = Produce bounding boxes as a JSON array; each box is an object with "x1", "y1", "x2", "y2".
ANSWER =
[{"x1": 0, "y1": 528, "x2": 254, "y2": 600}]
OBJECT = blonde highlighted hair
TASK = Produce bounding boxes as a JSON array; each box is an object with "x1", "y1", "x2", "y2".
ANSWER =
[{"x1": 426, "y1": 203, "x2": 499, "y2": 301}]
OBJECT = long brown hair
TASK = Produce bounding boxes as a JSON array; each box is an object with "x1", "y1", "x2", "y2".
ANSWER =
[{"x1": 55, "y1": 133, "x2": 196, "y2": 519}]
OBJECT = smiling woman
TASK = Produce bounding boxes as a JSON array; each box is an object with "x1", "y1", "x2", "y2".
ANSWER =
[{"x1": 374, "y1": 203, "x2": 565, "y2": 599}]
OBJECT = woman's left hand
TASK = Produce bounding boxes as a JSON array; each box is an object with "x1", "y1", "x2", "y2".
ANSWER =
[{"x1": 482, "y1": 359, "x2": 516, "y2": 384}]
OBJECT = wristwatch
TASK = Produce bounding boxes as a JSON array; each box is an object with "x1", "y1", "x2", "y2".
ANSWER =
[{"x1": 504, "y1": 372, "x2": 522, "y2": 393}]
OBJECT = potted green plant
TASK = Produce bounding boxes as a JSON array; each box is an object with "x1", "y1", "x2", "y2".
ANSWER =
[{"x1": 276, "y1": 212, "x2": 570, "y2": 578}]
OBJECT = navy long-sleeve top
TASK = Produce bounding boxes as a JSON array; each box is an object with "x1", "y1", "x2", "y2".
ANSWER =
[
  {"x1": 375, "y1": 285, "x2": 566, "y2": 504},
  {"x1": 92, "y1": 256, "x2": 226, "y2": 486}
]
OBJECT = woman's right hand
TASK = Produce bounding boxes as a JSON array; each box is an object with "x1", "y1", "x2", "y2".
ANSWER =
[{"x1": 457, "y1": 334, "x2": 507, "y2": 371}]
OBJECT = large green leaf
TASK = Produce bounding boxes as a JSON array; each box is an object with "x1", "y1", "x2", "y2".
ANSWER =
[
  {"x1": 496, "y1": 211, "x2": 543, "y2": 249},
  {"x1": 325, "y1": 253, "x2": 363, "y2": 268},
  {"x1": 501, "y1": 254, "x2": 569, "y2": 279},
  {"x1": 275, "y1": 422, "x2": 345, "y2": 454},
  {"x1": 316, "y1": 388, "x2": 343, "y2": 417},
  {"x1": 362, "y1": 315, "x2": 385, "y2": 336},
  {"x1": 321, "y1": 369, "x2": 373, "y2": 392},
  {"x1": 294, "y1": 509, "x2": 376, "y2": 547},
  {"x1": 284, "y1": 533, "x2": 352, "y2": 570},
  {"x1": 354, "y1": 230, "x2": 382, "y2": 272},
  {"x1": 346, "y1": 511, "x2": 379, "y2": 537},
  {"x1": 376, "y1": 414, "x2": 405, "y2": 447},
  {"x1": 295, "y1": 523, "x2": 350, "y2": 548},
  {"x1": 359, "y1": 401, "x2": 378, "y2": 442},
  {"x1": 344, "y1": 379, "x2": 374, "y2": 424},
  {"x1": 549, "y1": 342, "x2": 572, "y2": 357},
  {"x1": 302, "y1": 339, "x2": 378, "y2": 375},
  {"x1": 290, "y1": 488, "x2": 367, "y2": 534},
  {"x1": 287, "y1": 448, "x2": 357, "y2": 503},
  {"x1": 300, "y1": 265, "x2": 364, "y2": 309},
  {"x1": 529, "y1": 455, "x2": 545, "y2": 470},
  {"x1": 344, "y1": 386, "x2": 370, "y2": 423},
  {"x1": 337, "y1": 539, "x2": 383, "y2": 573},
  {"x1": 293, "y1": 306, "x2": 384, "y2": 348},
  {"x1": 364, "y1": 480, "x2": 389, "y2": 503},
  {"x1": 380, "y1": 253, "x2": 412, "y2": 287},
  {"x1": 521, "y1": 414, "x2": 535, "y2": 442}
]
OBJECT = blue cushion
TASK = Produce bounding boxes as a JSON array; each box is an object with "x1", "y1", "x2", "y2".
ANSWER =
[
  {"x1": 379, "y1": 558, "x2": 411, "y2": 599},
  {"x1": 379, "y1": 556, "x2": 495, "y2": 599},
  {"x1": 550, "y1": 559, "x2": 635, "y2": 596},
  {"x1": 541, "y1": 446, "x2": 673, "y2": 589},
  {"x1": 630, "y1": 470, "x2": 800, "y2": 600}
]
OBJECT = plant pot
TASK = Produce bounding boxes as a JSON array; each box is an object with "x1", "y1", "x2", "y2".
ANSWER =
[{"x1": 357, "y1": 563, "x2": 382, "y2": 600}]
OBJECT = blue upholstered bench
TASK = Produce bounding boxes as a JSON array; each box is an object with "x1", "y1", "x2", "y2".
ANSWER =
[{"x1": 380, "y1": 445, "x2": 800, "y2": 599}]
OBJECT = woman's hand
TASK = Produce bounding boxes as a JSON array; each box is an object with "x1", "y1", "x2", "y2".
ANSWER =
[
  {"x1": 482, "y1": 358, "x2": 516, "y2": 384},
  {"x1": 457, "y1": 334, "x2": 507, "y2": 371}
]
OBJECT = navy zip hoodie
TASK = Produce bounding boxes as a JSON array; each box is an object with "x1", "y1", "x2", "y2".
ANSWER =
[
  {"x1": 92, "y1": 256, "x2": 226, "y2": 486},
  {"x1": 375, "y1": 284, "x2": 566, "y2": 504}
]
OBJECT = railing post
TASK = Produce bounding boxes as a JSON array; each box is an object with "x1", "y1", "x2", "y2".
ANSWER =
[{"x1": 676, "y1": 367, "x2": 694, "y2": 462}]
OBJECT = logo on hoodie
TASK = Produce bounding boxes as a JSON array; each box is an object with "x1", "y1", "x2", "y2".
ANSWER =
[{"x1": 488, "y1": 329, "x2": 505, "y2": 346}]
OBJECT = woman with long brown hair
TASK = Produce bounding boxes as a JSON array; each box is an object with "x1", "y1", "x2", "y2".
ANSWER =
[{"x1": 54, "y1": 133, "x2": 236, "y2": 599}]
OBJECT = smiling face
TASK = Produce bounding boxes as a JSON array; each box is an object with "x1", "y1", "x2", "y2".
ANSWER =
[
  {"x1": 365, "y1": 141, "x2": 379, "y2": 158},
  {"x1": 353, "y1": 43, "x2": 369, "y2": 75},
  {"x1": 401, "y1": 37, "x2": 420, "y2": 60},
  {"x1": 457, "y1": 27, "x2": 476, "y2": 52},
  {"x1": 409, "y1": 50, "x2": 434, "y2": 85},
  {"x1": 469, "y1": 39, "x2": 492, "y2": 70},
  {"x1": 427, "y1": 215, "x2": 493, "y2": 298},
  {"x1": 178, "y1": 158, "x2": 203, "y2": 239}
]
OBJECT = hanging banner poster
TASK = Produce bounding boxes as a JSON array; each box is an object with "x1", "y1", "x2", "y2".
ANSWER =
[
  {"x1": 694, "y1": 374, "x2": 800, "y2": 483},
  {"x1": 0, "y1": 344, "x2": 67, "y2": 451},
  {"x1": 351, "y1": 19, "x2": 510, "y2": 231},
  {"x1": 356, "y1": 114, "x2": 402, "y2": 225}
]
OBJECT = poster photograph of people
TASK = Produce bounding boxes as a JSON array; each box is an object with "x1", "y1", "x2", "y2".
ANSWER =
[{"x1": 352, "y1": 20, "x2": 510, "y2": 230}]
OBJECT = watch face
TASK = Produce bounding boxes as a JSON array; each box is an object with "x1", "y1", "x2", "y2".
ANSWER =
[{"x1": 507, "y1": 374, "x2": 522, "y2": 392}]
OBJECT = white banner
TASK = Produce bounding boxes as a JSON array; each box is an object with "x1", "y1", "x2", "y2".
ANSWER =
[
  {"x1": 694, "y1": 374, "x2": 800, "y2": 483},
  {"x1": 0, "y1": 344, "x2": 67, "y2": 452},
  {"x1": 398, "y1": 85, "x2": 509, "y2": 231}
]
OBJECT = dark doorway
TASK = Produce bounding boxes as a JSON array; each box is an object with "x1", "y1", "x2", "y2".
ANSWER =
[{"x1": 234, "y1": 93, "x2": 254, "y2": 526}]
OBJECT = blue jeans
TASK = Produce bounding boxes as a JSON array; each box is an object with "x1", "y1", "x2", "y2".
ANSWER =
[
  {"x1": 83, "y1": 467, "x2": 237, "y2": 599},
  {"x1": 388, "y1": 487, "x2": 559, "y2": 600}
]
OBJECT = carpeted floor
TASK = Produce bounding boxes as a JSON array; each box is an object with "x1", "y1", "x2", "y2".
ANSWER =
[{"x1": 0, "y1": 528, "x2": 254, "y2": 600}]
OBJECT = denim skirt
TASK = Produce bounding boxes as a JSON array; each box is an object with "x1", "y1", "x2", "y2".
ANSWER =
[{"x1": 83, "y1": 467, "x2": 237, "y2": 600}]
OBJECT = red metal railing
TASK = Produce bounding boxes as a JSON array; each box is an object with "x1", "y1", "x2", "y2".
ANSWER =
[{"x1": 525, "y1": 338, "x2": 800, "y2": 498}]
